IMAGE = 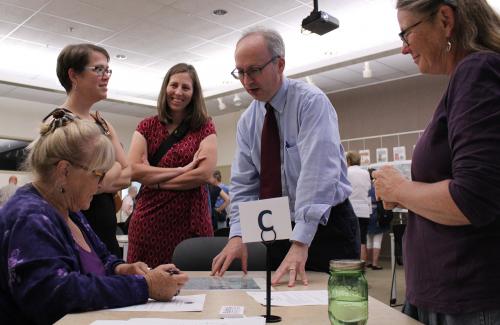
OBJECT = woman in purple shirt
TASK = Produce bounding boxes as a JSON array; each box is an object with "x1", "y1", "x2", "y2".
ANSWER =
[
  {"x1": 373, "y1": 0, "x2": 500, "y2": 324},
  {"x1": 0, "y1": 109, "x2": 188, "y2": 325}
]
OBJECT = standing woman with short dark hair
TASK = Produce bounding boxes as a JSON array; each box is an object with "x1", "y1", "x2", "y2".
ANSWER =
[
  {"x1": 55, "y1": 44, "x2": 131, "y2": 256},
  {"x1": 127, "y1": 63, "x2": 217, "y2": 267},
  {"x1": 373, "y1": 0, "x2": 500, "y2": 323}
]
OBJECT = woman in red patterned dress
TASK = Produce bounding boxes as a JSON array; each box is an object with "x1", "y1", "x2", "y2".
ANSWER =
[{"x1": 127, "y1": 63, "x2": 217, "y2": 267}]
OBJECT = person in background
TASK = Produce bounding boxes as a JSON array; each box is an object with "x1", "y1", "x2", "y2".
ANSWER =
[
  {"x1": 211, "y1": 28, "x2": 359, "y2": 287},
  {"x1": 345, "y1": 151, "x2": 372, "y2": 263},
  {"x1": 121, "y1": 185, "x2": 137, "y2": 223},
  {"x1": 56, "y1": 43, "x2": 131, "y2": 256},
  {"x1": 208, "y1": 173, "x2": 230, "y2": 231},
  {"x1": 127, "y1": 63, "x2": 217, "y2": 267},
  {"x1": 212, "y1": 170, "x2": 230, "y2": 229},
  {"x1": 373, "y1": 0, "x2": 500, "y2": 323},
  {"x1": 0, "y1": 175, "x2": 18, "y2": 207},
  {"x1": 366, "y1": 169, "x2": 391, "y2": 270},
  {"x1": 0, "y1": 110, "x2": 188, "y2": 325}
]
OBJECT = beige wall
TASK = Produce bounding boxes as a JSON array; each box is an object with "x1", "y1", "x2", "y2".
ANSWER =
[
  {"x1": 332, "y1": 74, "x2": 449, "y2": 161},
  {"x1": 0, "y1": 74, "x2": 450, "y2": 178},
  {"x1": 0, "y1": 97, "x2": 142, "y2": 151}
]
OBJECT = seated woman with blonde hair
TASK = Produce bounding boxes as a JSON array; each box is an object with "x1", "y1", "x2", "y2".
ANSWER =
[{"x1": 0, "y1": 109, "x2": 188, "y2": 325}]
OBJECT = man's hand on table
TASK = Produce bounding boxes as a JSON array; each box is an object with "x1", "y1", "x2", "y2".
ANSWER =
[
  {"x1": 272, "y1": 241, "x2": 309, "y2": 287},
  {"x1": 211, "y1": 236, "x2": 248, "y2": 276}
]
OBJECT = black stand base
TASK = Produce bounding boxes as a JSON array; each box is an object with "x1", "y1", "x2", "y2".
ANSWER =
[{"x1": 262, "y1": 314, "x2": 282, "y2": 323}]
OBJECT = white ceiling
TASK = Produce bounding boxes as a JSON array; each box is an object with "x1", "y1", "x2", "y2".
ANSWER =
[{"x1": 0, "y1": 0, "x2": 499, "y2": 118}]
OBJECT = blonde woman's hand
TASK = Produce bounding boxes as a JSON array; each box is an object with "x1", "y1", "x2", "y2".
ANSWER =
[{"x1": 144, "y1": 264, "x2": 189, "y2": 301}]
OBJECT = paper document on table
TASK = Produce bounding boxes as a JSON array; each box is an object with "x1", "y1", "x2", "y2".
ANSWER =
[
  {"x1": 110, "y1": 294, "x2": 205, "y2": 312},
  {"x1": 183, "y1": 276, "x2": 264, "y2": 290},
  {"x1": 127, "y1": 316, "x2": 266, "y2": 324},
  {"x1": 246, "y1": 290, "x2": 328, "y2": 306},
  {"x1": 90, "y1": 322, "x2": 125, "y2": 325}
]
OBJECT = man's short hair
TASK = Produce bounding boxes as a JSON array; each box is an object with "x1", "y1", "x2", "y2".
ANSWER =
[{"x1": 238, "y1": 27, "x2": 285, "y2": 58}]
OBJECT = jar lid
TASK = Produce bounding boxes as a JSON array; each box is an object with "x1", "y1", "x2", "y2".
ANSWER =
[{"x1": 329, "y1": 259, "x2": 365, "y2": 271}]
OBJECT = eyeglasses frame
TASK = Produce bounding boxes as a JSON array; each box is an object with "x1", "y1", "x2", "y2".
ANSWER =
[
  {"x1": 85, "y1": 65, "x2": 113, "y2": 77},
  {"x1": 69, "y1": 161, "x2": 106, "y2": 184},
  {"x1": 231, "y1": 56, "x2": 280, "y2": 80},
  {"x1": 398, "y1": 10, "x2": 438, "y2": 47}
]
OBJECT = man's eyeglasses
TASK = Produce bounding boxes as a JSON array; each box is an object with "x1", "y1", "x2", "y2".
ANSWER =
[
  {"x1": 398, "y1": 11, "x2": 437, "y2": 46},
  {"x1": 231, "y1": 56, "x2": 279, "y2": 80},
  {"x1": 85, "y1": 66, "x2": 112, "y2": 77},
  {"x1": 69, "y1": 161, "x2": 106, "y2": 184}
]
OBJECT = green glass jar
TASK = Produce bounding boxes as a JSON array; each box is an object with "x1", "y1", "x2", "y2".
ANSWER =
[{"x1": 328, "y1": 260, "x2": 368, "y2": 325}]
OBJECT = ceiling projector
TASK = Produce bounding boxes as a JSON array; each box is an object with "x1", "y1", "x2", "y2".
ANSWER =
[{"x1": 301, "y1": 10, "x2": 339, "y2": 35}]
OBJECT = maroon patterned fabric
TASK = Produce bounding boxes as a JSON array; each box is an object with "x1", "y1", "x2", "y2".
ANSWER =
[{"x1": 127, "y1": 116, "x2": 215, "y2": 267}]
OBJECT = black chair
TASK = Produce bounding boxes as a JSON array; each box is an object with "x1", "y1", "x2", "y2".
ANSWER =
[
  {"x1": 172, "y1": 236, "x2": 266, "y2": 271},
  {"x1": 390, "y1": 223, "x2": 406, "y2": 306}
]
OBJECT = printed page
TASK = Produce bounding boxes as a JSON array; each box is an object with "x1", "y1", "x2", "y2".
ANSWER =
[{"x1": 246, "y1": 290, "x2": 328, "y2": 306}]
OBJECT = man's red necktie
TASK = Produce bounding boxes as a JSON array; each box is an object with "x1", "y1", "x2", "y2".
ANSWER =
[{"x1": 259, "y1": 103, "x2": 282, "y2": 199}]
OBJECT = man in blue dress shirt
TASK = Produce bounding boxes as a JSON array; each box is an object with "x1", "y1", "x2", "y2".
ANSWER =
[{"x1": 211, "y1": 28, "x2": 360, "y2": 287}]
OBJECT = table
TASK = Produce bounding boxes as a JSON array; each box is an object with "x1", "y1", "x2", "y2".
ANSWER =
[
  {"x1": 56, "y1": 271, "x2": 422, "y2": 325},
  {"x1": 116, "y1": 235, "x2": 128, "y2": 260}
]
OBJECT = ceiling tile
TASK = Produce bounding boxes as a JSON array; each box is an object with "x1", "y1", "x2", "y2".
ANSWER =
[
  {"x1": 0, "y1": 20, "x2": 17, "y2": 37},
  {"x1": 145, "y1": 59, "x2": 179, "y2": 72},
  {"x1": 0, "y1": 2, "x2": 35, "y2": 24},
  {"x1": 170, "y1": 0, "x2": 265, "y2": 30},
  {"x1": 212, "y1": 30, "x2": 241, "y2": 47},
  {"x1": 230, "y1": 0, "x2": 302, "y2": 17},
  {"x1": 25, "y1": 13, "x2": 114, "y2": 43},
  {"x1": 148, "y1": 6, "x2": 233, "y2": 40},
  {"x1": 376, "y1": 54, "x2": 420, "y2": 74},
  {"x1": 104, "y1": 46, "x2": 157, "y2": 67},
  {"x1": 9, "y1": 26, "x2": 89, "y2": 49},
  {"x1": 78, "y1": 0, "x2": 164, "y2": 17},
  {"x1": 104, "y1": 21, "x2": 202, "y2": 56},
  {"x1": 300, "y1": 74, "x2": 350, "y2": 93},
  {"x1": 346, "y1": 60, "x2": 400, "y2": 78},
  {"x1": 321, "y1": 67, "x2": 364, "y2": 85},
  {"x1": 272, "y1": 5, "x2": 311, "y2": 27},
  {"x1": 40, "y1": 0, "x2": 135, "y2": 31},
  {"x1": 188, "y1": 41, "x2": 232, "y2": 60},
  {"x1": 0, "y1": 0, "x2": 49, "y2": 11}
]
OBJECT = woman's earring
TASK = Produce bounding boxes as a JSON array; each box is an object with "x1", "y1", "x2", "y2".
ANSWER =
[
  {"x1": 60, "y1": 186, "x2": 65, "y2": 194},
  {"x1": 446, "y1": 40, "x2": 452, "y2": 52}
]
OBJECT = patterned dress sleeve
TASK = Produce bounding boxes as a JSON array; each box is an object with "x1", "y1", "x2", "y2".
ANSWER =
[
  {"x1": 5, "y1": 204, "x2": 148, "y2": 324},
  {"x1": 200, "y1": 118, "x2": 216, "y2": 138}
]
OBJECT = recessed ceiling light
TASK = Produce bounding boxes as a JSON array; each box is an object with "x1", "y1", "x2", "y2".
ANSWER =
[
  {"x1": 115, "y1": 54, "x2": 127, "y2": 60},
  {"x1": 212, "y1": 9, "x2": 228, "y2": 16}
]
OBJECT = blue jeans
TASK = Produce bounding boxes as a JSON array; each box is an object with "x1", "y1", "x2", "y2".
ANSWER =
[{"x1": 403, "y1": 302, "x2": 500, "y2": 325}]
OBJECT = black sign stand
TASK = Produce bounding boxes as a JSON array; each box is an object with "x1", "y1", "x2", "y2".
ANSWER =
[{"x1": 261, "y1": 238, "x2": 281, "y2": 323}]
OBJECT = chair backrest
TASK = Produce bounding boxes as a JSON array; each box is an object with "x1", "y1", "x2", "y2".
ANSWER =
[{"x1": 172, "y1": 236, "x2": 267, "y2": 271}]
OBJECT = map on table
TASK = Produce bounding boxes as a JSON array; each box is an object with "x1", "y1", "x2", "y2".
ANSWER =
[{"x1": 183, "y1": 277, "x2": 263, "y2": 290}]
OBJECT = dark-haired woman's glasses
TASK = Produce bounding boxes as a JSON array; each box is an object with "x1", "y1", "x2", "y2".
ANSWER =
[
  {"x1": 70, "y1": 161, "x2": 106, "y2": 184},
  {"x1": 85, "y1": 65, "x2": 112, "y2": 77}
]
